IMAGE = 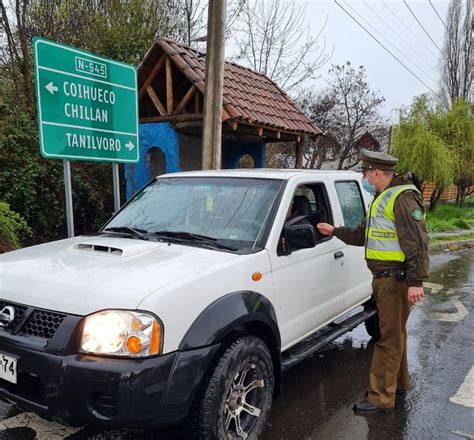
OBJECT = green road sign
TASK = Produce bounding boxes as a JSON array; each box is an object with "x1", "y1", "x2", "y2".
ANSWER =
[{"x1": 33, "y1": 37, "x2": 139, "y2": 163}]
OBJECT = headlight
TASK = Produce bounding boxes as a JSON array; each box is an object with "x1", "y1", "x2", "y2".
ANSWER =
[{"x1": 80, "y1": 310, "x2": 162, "y2": 357}]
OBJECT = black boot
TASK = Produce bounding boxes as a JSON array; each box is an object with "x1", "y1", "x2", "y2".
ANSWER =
[{"x1": 353, "y1": 400, "x2": 394, "y2": 414}]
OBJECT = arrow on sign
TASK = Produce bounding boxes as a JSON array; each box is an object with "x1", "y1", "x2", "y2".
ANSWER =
[
  {"x1": 125, "y1": 141, "x2": 135, "y2": 151},
  {"x1": 45, "y1": 82, "x2": 58, "y2": 95}
]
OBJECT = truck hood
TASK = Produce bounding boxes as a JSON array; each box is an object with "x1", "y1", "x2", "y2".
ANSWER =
[{"x1": 0, "y1": 236, "x2": 237, "y2": 316}]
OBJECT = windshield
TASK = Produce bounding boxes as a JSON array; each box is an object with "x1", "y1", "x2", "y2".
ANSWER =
[{"x1": 104, "y1": 177, "x2": 284, "y2": 251}]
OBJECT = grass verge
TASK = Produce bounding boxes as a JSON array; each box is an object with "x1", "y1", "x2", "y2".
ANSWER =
[
  {"x1": 429, "y1": 232, "x2": 474, "y2": 244},
  {"x1": 425, "y1": 202, "x2": 474, "y2": 232}
]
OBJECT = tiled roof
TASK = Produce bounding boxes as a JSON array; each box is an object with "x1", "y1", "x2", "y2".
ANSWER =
[{"x1": 138, "y1": 39, "x2": 322, "y2": 137}]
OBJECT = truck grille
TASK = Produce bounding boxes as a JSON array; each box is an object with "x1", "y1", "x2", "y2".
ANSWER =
[
  {"x1": 23, "y1": 310, "x2": 67, "y2": 339},
  {"x1": 0, "y1": 299, "x2": 67, "y2": 341}
]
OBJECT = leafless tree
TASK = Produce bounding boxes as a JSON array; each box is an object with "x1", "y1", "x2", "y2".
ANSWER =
[
  {"x1": 296, "y1": 90, "x2": 338, "y2": 169},
  {"x1": 232, "y1": 0, "x2": 332, "y2": 92},
  {"x1": 440, "y1": 0, "x2": 473, "y2": 108},
  {"x1": 0, "y1": 0, "x2": 34, "y2": 111},
  {"x1": 168, "y1": 0, "x2": 245, "y2": 47},
  {"x1": 295, "y1": 63, "x2": 385, "y2": 170}
]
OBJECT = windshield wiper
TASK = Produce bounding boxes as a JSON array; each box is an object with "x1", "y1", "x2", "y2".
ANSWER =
[
  {"x1": 151, "y1": 231, "x2": 237, "y2": 251},
  {"x1": 101, "y1": 226, "x2": 149, "y2": 240}
]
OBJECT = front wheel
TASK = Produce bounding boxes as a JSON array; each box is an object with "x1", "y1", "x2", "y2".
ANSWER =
[{"x1": 191, "y1": 335, "x2": 274, "y2": 440}]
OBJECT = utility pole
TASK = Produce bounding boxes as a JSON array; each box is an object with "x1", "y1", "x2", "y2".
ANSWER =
[{"x1": 201, "y1": 0, "x2": 226, "y2": 170}]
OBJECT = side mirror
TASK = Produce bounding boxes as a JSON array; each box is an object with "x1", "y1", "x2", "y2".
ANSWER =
[{"x1": 285, "y1": 224, "x2": 317, "y2": 252}]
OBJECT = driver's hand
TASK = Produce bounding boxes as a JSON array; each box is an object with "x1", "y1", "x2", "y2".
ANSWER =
[{"x1": 317, "y1": 223, "x2": 334, "y2": 236}]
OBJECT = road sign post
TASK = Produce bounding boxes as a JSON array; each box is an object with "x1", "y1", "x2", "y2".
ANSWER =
[
  {"x1": 33, "y1": 38, "x2": 140, "y2": 236},
  {"x1": 63, "y1": 160, "x2": 74, "y2": 238}
]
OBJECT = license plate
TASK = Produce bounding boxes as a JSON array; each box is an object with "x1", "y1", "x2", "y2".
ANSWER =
[{"x1": 0, "y1": 353, "x2": 17, "y2": 384}]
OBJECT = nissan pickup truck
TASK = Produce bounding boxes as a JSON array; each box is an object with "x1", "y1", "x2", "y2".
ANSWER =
[{"x1": 0, "y1": 169, "x2": 379, "y2": 439}]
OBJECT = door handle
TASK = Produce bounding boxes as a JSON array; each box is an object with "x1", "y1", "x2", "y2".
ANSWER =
[{"x1": 334, "y1": 251, "x2": 344, "y2": 259}]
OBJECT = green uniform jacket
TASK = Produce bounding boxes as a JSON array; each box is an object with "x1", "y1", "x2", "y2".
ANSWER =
[{"x1": 333, "y1": 173, "x2": 430, "y2": 287}]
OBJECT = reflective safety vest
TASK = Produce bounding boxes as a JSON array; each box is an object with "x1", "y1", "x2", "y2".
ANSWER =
[{"x1": 365, "y1": 184, "x2": 420, "y2": 262}]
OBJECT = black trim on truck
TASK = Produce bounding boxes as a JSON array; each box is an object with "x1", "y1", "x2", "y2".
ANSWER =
[
  {"x1": 179, "y1": 291, "x2": 282, "y2": 396},
  {"x1": 179, "y1": 291, "x2": 280, "y2": 350},
  {"x1": 0, "y1": 333, "x2": 221, "y2": 428}
]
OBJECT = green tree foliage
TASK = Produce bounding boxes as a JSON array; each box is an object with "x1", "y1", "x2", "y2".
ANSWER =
[
  {"x1": 391, "y1": 96, "x2": 473, "y2": 211},
  {"x1": 429, "y1": 99, "x2": 474, "y2": 207},
  {"x1": 0, "y1": 0, "x2": 178, "y2": 244},
  {"x1": 0, "y1": 201, "x2": 32, "y2": 253},
  {"x1": 27, "y1": 0, "x2": 179, "y2": 65}
]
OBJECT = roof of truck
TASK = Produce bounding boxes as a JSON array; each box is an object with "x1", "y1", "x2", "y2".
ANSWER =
[{"x1": 158, "y1": 168, "x2": 361, "y2": 180}]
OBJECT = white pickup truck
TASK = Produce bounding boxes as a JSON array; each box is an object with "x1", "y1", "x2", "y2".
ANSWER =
[{"x1": 0, "y1": 169, "x2": 378, "y2": 439}]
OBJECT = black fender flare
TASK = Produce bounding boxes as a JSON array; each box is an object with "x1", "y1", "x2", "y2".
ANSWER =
[
  {"x1": 178, "y1": 291, "x2": 282, "y2": 396},
  {"x1": 179, "y1": 290, "x2": 280, "y2": 351}
]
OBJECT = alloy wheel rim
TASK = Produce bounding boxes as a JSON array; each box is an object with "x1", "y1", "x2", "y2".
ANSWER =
[{"x1": 224, "y1": 363, "x2": 265, "y2": 439}]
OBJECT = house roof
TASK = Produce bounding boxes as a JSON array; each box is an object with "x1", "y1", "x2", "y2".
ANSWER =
[{"x1": 138, "y1": 39, "x2": 322, "y2": 138}]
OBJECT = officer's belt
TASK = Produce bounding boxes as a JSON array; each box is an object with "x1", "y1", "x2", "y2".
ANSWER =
[{"x1": 373, "y1": 268, "x2": 407, "y2": 280}]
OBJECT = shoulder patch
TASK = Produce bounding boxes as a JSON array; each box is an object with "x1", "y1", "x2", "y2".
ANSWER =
[{"x1": 411, "y1": 209, "x2": 424, "y2": 220}]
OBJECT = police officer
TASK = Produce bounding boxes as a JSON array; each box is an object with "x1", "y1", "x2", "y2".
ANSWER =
[{"x1": 317, "y1": 149, "x2": 429, "y2": 414}]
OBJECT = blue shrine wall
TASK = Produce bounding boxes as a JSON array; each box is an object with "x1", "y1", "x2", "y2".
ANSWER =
[
  {"x1": 125, "y1": 122, "x2": 180, "y2": 199},
  {"x1": 222, "y1": 139, "x2": 265, "y2": 169},
  {"x1": 125, "y1": 122, "x2": 267, "y2": 200}
]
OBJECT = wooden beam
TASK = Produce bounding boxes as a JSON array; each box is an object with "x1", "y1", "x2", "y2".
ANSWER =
[
  {"x1": 166, "y1": 58, "x2": 173, "y2": 114},
  {"x1": 140, "y1": 113, "x2": 204, "y2": 123},
  {"x1": 139, "y1": 54, "x2": 165, "y2": 98},
  {"x1": 175, "y1": 121, "x2": 204, "y2": 130},
  {"x1": 230, "y1": 118, "x2": 309, "y2": 139},
  {"x1": 174, "y1": 85, "x2": 196, "y2": 114},
  {"x1": 227, "y1": 120, "x2": 238, "y2": 130},
  {"x1": 146, "y1": 86, "x2": 166, "y2": 116},
  {"x1": 257, "y1": 127, "x2": 264, "y2": 137}
]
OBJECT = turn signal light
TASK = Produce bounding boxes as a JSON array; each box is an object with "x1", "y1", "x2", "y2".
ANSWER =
[
  {"x1": 150, "y1": 320, "x2": 161, "y2": 354},
  {"x1": 252, "y1": 272, "x2": 263, "y2": 281},
  {"x1": 126, "y1": 336, "x2": 143, "y2": 354}
]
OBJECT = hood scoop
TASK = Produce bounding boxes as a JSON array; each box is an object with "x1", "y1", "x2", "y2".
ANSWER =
[{"x1": 73, "y1": 243, "x2": 123, "y2": 256}]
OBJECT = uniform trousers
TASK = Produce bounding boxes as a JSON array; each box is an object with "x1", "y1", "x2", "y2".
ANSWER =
[{"x1": 367, "y1": 276, "x2": 411, "y2": 408}]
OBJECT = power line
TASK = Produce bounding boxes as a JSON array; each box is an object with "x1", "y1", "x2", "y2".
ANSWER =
[
  {"x1": 381, "y1": 0, "x2": 438, "y2": 58},
  {"x1": 334, "y1": 0, "x2": 438, "y2": 95},
  {"x1": 341, "y1": 0, "x2": 438, "y2": 84},
  {"x1": 403, "y1": 0, "x2": 443, "y2": 54},
  {"x1": 363, "y1": 0, "x2": 438, "y2": 76},
  {"x1": 428, "y1": 0, "x2": 449, "y2": 31}
]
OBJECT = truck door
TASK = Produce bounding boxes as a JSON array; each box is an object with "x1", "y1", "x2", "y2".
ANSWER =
[
  {"x1": 333, "y1": 179, "x2": 372, "y2": 309},
  {"x1": 269, "y1": 179, "x2": 348, "y2": 350}
]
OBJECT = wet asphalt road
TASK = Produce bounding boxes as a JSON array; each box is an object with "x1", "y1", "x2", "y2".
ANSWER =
[{"x1": 0, "y1": 249, "x2": 472, "y2": 440}]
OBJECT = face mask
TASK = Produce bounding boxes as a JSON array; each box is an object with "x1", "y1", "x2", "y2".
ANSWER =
[{"x1": 362, "y1": 178, "x2": 376, "y2": 194}]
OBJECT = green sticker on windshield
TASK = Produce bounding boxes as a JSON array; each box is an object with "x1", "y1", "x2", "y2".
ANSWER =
[{"x1": 411, "y1": 209, "x2": 423, "y2": 220}]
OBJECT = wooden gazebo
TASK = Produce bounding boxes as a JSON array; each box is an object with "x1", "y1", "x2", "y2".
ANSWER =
[{"x1": 138, "y1": 39, "x2": 322, "y2": 167}]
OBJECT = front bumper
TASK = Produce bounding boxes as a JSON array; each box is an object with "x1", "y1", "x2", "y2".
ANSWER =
[{"x1": 0, "y1": 335, "x2": 220, "y2": 428}]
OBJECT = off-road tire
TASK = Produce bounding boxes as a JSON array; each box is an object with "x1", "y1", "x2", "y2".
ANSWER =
[{"x1": 191, "y1": 334, "x2": 274, "y2": 440}]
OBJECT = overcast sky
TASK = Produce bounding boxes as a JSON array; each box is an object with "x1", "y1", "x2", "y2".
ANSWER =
[{"x1": 301, "y1": 0, "x2": 449, "y2": 119}]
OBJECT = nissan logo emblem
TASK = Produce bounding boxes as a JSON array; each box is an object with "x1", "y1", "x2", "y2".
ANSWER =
[{"x1": 0, "y1": 306, "x2": 16, "y2": 327}]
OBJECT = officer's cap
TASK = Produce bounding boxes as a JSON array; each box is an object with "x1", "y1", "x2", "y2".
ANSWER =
[{"x1": 360, "y1": 149, "x2": 398, "y2": 171}]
